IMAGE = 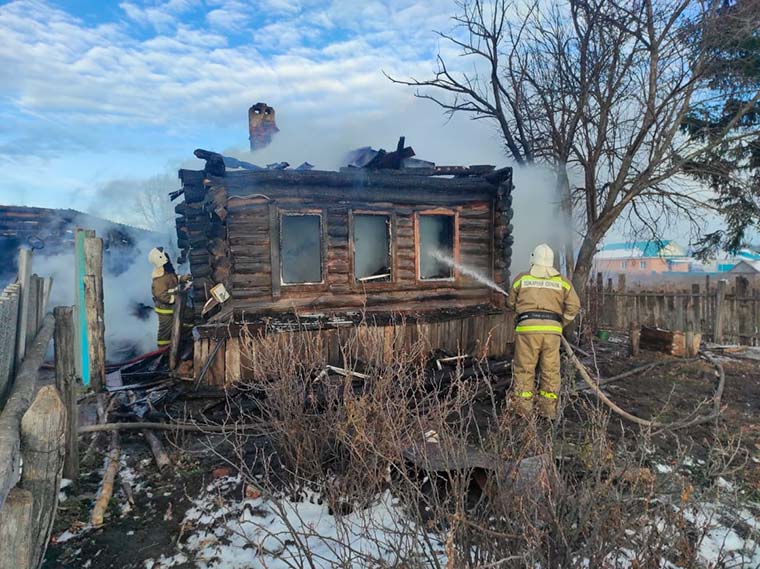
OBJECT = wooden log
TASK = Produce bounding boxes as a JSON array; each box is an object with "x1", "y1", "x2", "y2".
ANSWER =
[
  {"x1": 15, "y1": 248, "x2": 32, "y2": 366},
  {"x1": 90, "y1": 428, "x2": 120, "y2": 527},
  {"x1": 20, "y1": 385, "x2": 66, "y2": 569},
  {"x1": 143, "y1": 430, "x2": 171, "y2": 472},
  {"x1": 54, "y1": 307, "x2": 79, "y2": 482},
  {"x1": 0, "y1": 315, "x2": 54, "y2": 511},
  {"x1": 0, "y1": 487, "x2": 33, "y2": 569}
]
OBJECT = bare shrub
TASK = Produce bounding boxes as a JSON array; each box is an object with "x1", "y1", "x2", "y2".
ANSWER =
[{"x1": 195, "y1": 321, "x2": 758, "y2": 568}]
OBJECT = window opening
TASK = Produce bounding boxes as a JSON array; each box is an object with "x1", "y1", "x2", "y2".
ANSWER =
[
  {"x1": 419, "y1": 214, "x2": 455, "y2": 280},
  {"x1": 354, "y1": 214, "x2": 391, "y2": 282},
  {"x1": 280, "y1": 213, "x2": 322, "y2": 284}
]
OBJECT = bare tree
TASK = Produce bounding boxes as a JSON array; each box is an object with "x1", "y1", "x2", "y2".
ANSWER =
[
  {"x1": 389, "y1": 0, "x2": 760, "y2": 298},
  {"x1": 131, "y1": 174, "x2": 178, "y2": 234}
]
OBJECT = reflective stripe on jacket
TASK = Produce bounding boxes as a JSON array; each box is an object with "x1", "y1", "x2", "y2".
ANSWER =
[{"x1": 507, "y1": 272, "x2": 581, "y2": 334}]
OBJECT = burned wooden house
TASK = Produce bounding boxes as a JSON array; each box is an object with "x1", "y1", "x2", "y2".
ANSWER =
[{"x1": 175, "y1": 145, "x2": 515, "y2": 384}]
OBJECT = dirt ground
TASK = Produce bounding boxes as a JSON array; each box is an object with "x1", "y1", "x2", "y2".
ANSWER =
[{"x1": 43, "y1": 336, "x2": 760, "y2": 568}]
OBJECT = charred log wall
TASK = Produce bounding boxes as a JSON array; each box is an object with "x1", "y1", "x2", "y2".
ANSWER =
[{"x1": 176, "y1": 168, "x2": 513, "y2": 318}]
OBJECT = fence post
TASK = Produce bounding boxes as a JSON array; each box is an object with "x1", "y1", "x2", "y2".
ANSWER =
[
  {"x1": 629, "y1": 321, "x2": 640, "y2": 357},
  {"x1": 54, "y1": 307, "x2": 79, "y2": 482},
  {"x1": 14, "y1": 249, "x2": 31, "y2": 367},
  {"x1": 82, "y1": 236, "x2": 105, "y2": 391},
  {"x1": 20, "y1": 385, "x2": 66, "y2": 569},
  {"x1": 0, "y1": 285, "x2": 20, "y2": 402},
  {"x1": 616, "y1": 274, "x2": 626, "y2": 329},
  {"x1": 0, "y1": 487, "x2": 33, "y2": 569},
  {"x1": 74, "y1": 229, "x2": 94, "y2": 385},
  {"x1": 715, "y1": 279, "x2": 727, "y2": 344},
  {"x1": 736, "y1": 276, "x2": 749, "y2": 345},
  {"x1": 23, "y1": 276, "x2": 40, "y2": 355}
]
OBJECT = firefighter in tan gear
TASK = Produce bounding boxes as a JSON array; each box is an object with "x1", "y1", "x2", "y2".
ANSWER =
[
  {"x1": 148, "y1": 247, "x2": 181, "y2": 349},
  {"x1": 507, "y1": 244, "x2": 581, "y2": 419}
]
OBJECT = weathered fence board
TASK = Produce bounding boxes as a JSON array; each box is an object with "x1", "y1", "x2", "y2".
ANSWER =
[
  {"x1": 0, "y1": 314, "x2": 55, "y2": 510},
  {"x1": 0, "y1": 487, "x2": 33, "y2": 569},
  {"x1": 15, "y1": 249, "x2": 31, "y2": 365},
  {"x1": 0, "y1": 284, "x2": 21, "y2": 402},
  {"x1": 54, "y1": 307, "x2": 79, "y2": 482},
  {"x1": 20, "y1": 386, "x2": 66, "y2": 569},
  {"x1": 590, "y1": 273, "x2": 760, "y2": 346}
]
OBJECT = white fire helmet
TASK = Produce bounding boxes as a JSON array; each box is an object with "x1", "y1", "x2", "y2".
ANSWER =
[
  {"x1": 148, "y1": 247, "x2": 169, "y2": 278},
  {"x1": 529, "y1": 243, "x2": 560, "y2": 278}
]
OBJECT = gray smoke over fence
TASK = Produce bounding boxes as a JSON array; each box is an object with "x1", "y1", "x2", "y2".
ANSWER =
[{"x1": 31, "y1": 215, "x2": 168, "y2": 361}]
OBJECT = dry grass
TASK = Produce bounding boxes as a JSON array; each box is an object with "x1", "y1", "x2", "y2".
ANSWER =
[{"x1": 199, "y1": 320, "x2": 757, "y2": 568}]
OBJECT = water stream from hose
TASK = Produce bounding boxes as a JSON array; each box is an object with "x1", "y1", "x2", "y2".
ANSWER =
[{"x1": 430, "y1": 251, "x2": 509, "y2": 297}]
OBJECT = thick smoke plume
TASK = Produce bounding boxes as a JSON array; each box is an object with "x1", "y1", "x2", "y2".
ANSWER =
[
  {"x1": 510, "y1": 166, "x2": 570, "y2": 276},
  {"x1": 32, "y1": 216, "x2": 171, "y2": 361},
  {"x1": 25, "y1": 113, "x2": 565, "y2": 363}
]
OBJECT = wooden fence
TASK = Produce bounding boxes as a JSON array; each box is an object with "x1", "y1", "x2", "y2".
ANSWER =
[
  {"x1": 0, "y1": 249, "x2": 67, "y2": 569},
  {"x1": 589, "y1": 273, "x2": 760, "y2": 345},
  {"x1": 0, "y1": 283, "x2": 21, "y2": 402}
]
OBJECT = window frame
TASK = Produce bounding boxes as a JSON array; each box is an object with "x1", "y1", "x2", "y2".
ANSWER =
[
  {"x1": 414, "y1": 209, "x2": 459, "y2": 283},
  {"x1": 349, "y1": 210, "x2": 395, "y2": 288},
  {"x1": 277, "y1": 209, "x2": 327, "y2": 288}
]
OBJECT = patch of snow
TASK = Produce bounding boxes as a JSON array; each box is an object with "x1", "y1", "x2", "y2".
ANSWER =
[
  {"x1": 681, "y1": 503, "x2": 760, "y2": 567},
  {"x1": 655, "y1": 463, "x2": 674, "y2": 474},
  {"x1": 146, "y1": 476, "x2": 447, "y2": 569}
]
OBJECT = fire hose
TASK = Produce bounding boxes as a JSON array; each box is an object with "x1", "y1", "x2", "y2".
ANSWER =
[{"x1": 560, "y1": 336, "x2": 725, "y2": 431}]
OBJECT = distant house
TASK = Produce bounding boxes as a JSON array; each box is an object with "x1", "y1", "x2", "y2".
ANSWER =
[
  {"x1": 728, "y1": 260, "x2": 760, "y2": 274},
  {"x1": 594, "y1": 240, "x2": 689, "y2": 274},
  {"x1": 698, "y1": 248, "x2": 760, "y2": 273}
]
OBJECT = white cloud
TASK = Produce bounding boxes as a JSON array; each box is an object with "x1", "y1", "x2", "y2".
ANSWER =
[
  {"x1": 0, "y1": 0, "x2": 466, "y2": 130},
  {"x1": 0, "y1": 0, "x2": 517, "y2": 216},
  {"x1": 119, "y1": 0, "x2": 200, "y2": 31}
]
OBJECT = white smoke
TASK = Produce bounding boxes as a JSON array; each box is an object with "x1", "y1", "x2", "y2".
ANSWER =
[
  {"x1": 23, "y1": 107, "x2": 565, "y2": 362},
  {"x1": 510, "y1": 166, "x2": 570, "y2": 276},
  {"x1": 32, "y1": 219, "x2": 167, "y2": 362}
]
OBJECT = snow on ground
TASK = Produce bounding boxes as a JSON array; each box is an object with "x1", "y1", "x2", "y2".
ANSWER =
[
  {"x1": 144, "y1": 475, "x2": 447, "y2": 569},
  {"x1": 141, "y1": 471, "x2": 760, "y2": 568},
  {"x1": 682, "y1": 502, "x2": 760, "y2": 567}
]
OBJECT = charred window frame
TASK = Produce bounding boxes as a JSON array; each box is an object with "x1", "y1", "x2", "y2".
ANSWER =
[
  {"x1": 350, "y1": 212, "x2": 393, "y2": 285},
  {"x1": 278, "y1": 211, "x2": 325, "y2": 285},
  {"x1": 416, "y1": 210, "x2": 458, "y2": 281}
]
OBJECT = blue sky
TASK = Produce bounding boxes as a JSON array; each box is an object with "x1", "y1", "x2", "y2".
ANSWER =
[{"x1": 0, "y1": 0, "x2": 512, "y2": 225}]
